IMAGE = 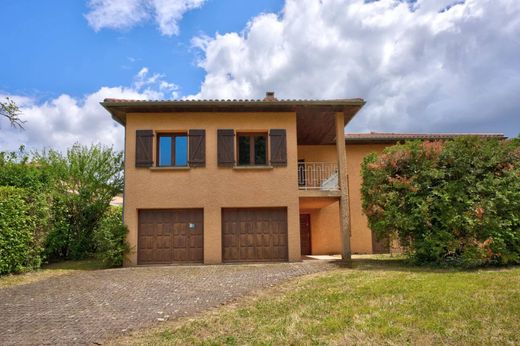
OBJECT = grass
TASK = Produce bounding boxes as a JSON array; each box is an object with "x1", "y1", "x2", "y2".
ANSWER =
[
  {"x1": 111, "y1": 258, "x2": 520, "y2": 346},
  {"x1": 0, "y1": 258, "x2": 106, "y2": 288}
]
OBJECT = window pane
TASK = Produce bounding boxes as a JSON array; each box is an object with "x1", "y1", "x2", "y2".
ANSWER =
[
  {"x1": 175, "y1": 135, "x2": 188, "y2": 166},
  {"x1": 238, "y1": 136, "x2": 250, "y2": 165},
  {"x1": 254, "y1": 135, "x2": 266, "y2": 165},
  {"x1": 159, "y1": 136, "x2": 172, "y2": 166}
]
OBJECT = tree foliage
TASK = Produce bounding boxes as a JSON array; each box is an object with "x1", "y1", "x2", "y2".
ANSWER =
[
  {"x1": 361, "y1": 136, "x2": 520, "y2": 267},
  {"x1": 0, "y1": 97, "x2": 25, "y2": 129},
  {"x1": 0, "y1": 144, "x2": 125, "y2": 274},
  {"x1": 39, "y1": 144, "x2": 124, "y2": 260},
  {"x1": 94, "y1": 206, "x2": 129, "y2": 267}
]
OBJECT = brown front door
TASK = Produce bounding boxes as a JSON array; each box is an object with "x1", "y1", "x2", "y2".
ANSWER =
[
  {"x1": 299, "y1": 214, "x2": 311, "y2": 255},
  {"x1": 222, "y1": 208, "x2": 288, "y2": 262},
  {"x1": 138, "y1": 209, "x2": 203, "y2": 264}
]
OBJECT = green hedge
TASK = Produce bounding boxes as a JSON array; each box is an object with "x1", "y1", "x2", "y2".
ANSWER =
[
  {"x1": 361, "y1": 136, "x2": 520, "y2": 267},
  {"x1": 0, "y1": 187, "x2": 50, "y2": 274},
  {"x1": 94, "y1": 206, "x2": 129, "y2": 267}
]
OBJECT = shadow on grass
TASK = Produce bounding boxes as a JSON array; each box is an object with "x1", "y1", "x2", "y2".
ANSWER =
[
  {"x1": 326, "y1": 256, "x2": 514, "y2": 274},
  {"x1": 42, "y1": 258, "x2": 107, "y2": 271}
]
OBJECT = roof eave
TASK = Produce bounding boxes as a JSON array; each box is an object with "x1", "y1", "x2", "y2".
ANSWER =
[
  {"x1": 100, "y1": 99, "x2": 366, "y2": 126},
  {"x1": 344, "y1": 133, "x2": 507, "y2": 144}
]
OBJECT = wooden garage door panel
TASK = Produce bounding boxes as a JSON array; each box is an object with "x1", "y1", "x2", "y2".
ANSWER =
[
  {"x1": 222, "y1": 208, "x2": 288, "y2": 262},
  {"x1": 138, "y1": 209, "x2": 203, "y2": 264}
]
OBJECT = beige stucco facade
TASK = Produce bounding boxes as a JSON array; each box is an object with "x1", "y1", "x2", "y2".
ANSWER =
[
  {"x1": 124, "y1": 112, "x2": 301, "y2": 265},
  {"x1": 100, "y1": 94, "x2": 397, "y2": 265},
  {"x1": 124, "y1": 111, "x2": 390, "y2": 264}
]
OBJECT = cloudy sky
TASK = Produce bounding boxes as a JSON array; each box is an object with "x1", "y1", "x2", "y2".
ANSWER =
[{"x1": 1, "y1": 0, "x2": 519, "y2": 151}]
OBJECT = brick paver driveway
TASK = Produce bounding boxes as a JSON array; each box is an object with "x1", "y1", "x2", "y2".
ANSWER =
[{"x1": 0, "y1": 260, "x2": 336, "y2": 345}]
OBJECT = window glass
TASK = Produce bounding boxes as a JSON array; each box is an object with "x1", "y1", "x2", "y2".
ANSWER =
[
  {"x1": 254, "y1": 135, "x2": 267, "y2": 165},
  {"x1": 238, "y1": 136, "x2": 251, "y2": 165},
  {"x1": 159, "y1": 136, "x2": 172, "y2": 166},
  {"x1": 175, "y1": 135, "x2": 188, "y2": 166}
]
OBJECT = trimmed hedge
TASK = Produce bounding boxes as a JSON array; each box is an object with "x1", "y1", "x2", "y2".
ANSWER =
[
  {"x1": 361, "y1": 136, "x2": 520, "y2": 267},
  {"x1": 0, "y1": 187, "x2": 50, "y2": 274}
]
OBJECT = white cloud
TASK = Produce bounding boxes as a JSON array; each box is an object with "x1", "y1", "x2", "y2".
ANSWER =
[
  {"x1": 85, "y1": 0, "x2": 205, "y2": 36},
  {"x1": 133, "y1": 67, "x2": 180, "y2": 98},
  {"x1": 0, "y1": 68, "x2": 177, "y2": 152},
  {"x1": 190, "y1": 0, "x2": 520, "y2": 136}
]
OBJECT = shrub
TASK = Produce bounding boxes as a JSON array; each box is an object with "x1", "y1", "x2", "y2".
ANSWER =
[
  {"x1": 0, "y1": 147, "x2": 52, "y2": 190},
  {"x1": 0, "y1": 144, "x2": 124, "y2": 270},
  {"x1": 361, "y1": 136, "x2": 520, "y2": 267},
  {"x1": 0, "y1": 187, "x2": 51, "y2": 274},
  {"x1": 39, "y1": 144, "x2": 124, "y2": 260},
  {"x1": 94, "y1": 206, "x2": 129, "y2": 267}
]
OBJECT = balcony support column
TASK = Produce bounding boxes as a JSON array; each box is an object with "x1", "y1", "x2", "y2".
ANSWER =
[{"x1": 335, "y1": 111, "x2": 351, "y2": 263}]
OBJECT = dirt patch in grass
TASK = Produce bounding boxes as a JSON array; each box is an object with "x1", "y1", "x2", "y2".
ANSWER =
[{"x1": 109, "y1": 259, "x2": 520, "y2": 346}]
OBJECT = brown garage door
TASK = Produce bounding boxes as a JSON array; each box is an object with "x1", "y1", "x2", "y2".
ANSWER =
[
  {"x1": 138, "y1": 209, "x2": 203, "y2": 264},
  {"x1": 222, "y1": 208, "x2": 288, "y2": 262}
]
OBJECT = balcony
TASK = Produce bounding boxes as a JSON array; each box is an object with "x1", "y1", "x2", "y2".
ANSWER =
[{"x1": 298, "y1": 162, "x2": 339, "y2": 192}]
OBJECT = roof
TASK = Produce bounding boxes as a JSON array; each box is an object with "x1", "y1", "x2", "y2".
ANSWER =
[
  {"x1": 345, "y1": 132, "x2": 506, "y2": 144},
  {"x1": 101, "y1": 95, "x2": 366, "y2": 145},
  {"x1": 101, "y1": 97, "x2": 366, "y2": 125}
]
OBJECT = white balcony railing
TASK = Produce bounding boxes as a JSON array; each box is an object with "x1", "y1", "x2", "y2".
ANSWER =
[{"x1": 298, "y1": 162, "x2": 339, "y2": 191}]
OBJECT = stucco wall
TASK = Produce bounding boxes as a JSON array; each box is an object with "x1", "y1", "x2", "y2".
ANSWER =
[
  {"x1": 300, "y1": 202, "x2": 341, "y2": 254},
  {"x1": 124, "y1": 112, "x2": 300, "y2": 265},
  {"x1": 346, "y1": 143, "x2": 388, "y2": 253},
  {"x1": 297, "y1": 143, "x2": 388, "y2": 254}
]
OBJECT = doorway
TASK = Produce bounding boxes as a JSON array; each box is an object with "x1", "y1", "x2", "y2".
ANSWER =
[{"x1": 299, "y1": 214, "x2": 311, "y2": 256}]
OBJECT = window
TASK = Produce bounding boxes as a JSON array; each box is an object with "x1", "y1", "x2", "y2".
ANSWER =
[
  {"x1": 237, "y1": 132, "x2": 267, "y2": 166},
  {"x1": 157, "y1": 133, "x2": 188, "y2": 167}
]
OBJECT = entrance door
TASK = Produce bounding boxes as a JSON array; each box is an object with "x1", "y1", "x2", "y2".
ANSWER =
[{"x1": 299, "y1": 214, "x2": 311, "y2": 256}]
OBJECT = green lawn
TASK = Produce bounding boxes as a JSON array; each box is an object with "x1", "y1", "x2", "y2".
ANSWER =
[
  {"x1": 112, "y1": 258, "x2": 520, "y2": 345},
  {"x1": 0, "y1": 259, "x2": 106, "y2": 288}
]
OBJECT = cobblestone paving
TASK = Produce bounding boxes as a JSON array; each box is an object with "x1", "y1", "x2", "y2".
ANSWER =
[{"x1": 0, "y1": 260, "x2": 336, "y2": 345}]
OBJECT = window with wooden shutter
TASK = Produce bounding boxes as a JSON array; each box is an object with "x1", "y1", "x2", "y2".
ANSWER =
[
  {"x1": 270, "y1": 129, "x2": 287, "y2": 167},
  {"x1": 135, "y1": 130, "x2": 154, "y2": 167},
  {"x1": 188, "y1": 129, "x2": 205, "y2": 167},
  {"x1": 236, "y1": 132, "x2": 268, "y2": 166},
  {"x1": 217, "y1": 129, "x2": 235, "y2": 167},
  {"x1": 157, "y1": 133, "x2": 188, "y2": 167}
]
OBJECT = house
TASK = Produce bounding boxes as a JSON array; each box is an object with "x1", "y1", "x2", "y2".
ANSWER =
[{"x1": 101, "y1": 93, "x2": 505, "y2": 265}]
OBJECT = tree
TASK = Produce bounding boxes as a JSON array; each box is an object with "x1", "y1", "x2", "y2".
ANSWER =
[
  {"x1": 361, "y1": 136, "x2": 520, "y2": 267},
  {"x1": 40, "y1": 144, "x2": 124, "y2": 259},
  {"x1": 0, "y1": 97, "x2": 25, "y2": 129}
]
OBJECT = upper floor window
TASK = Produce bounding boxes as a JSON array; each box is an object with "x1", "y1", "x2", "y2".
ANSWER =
[
  {"x1": 237, "y1": 132, "x2": 267, "y2": 165},
  {"x1": 157, "y1": 133, "x2": 188, "y2": 167}
]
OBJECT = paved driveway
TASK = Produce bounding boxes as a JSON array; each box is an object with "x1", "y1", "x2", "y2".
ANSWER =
[{"x1": 0, "y1": 260, "x2": 335, "y2": 345}]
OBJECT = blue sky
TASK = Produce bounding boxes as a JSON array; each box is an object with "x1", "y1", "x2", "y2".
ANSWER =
[
  {"x1": 0, "y1": 0, "x2": 282, "y2": 101},
  {"x1": 0, "y1": 0, "x2": 519, "y2": 151}
]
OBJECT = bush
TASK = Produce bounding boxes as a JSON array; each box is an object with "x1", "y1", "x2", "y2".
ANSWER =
[
  {"x1": 0, "y1": 187, "x2": 51, "y2": 274},
  {"x1": 361, "y1": 136, "x2": 520, "y2": 267},
  {"x1": 0, "y1": 148, "x2": 52, "y2": 190},
  {"x1": 0, "y1": 144, "x2": 124, "y2": 271},
  {"x1": 94, "y1": 206, "x2": 129, "y2": 267},
  {"x1": 39, "y1": 144, "x2": 124, "y2": 260}
]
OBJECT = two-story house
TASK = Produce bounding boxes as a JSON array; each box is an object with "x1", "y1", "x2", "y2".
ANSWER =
[{"x1": 101, "y1": 93, "x2": 505, "y2": 265}]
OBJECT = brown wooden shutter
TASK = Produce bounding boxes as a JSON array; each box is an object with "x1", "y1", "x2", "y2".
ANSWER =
[
  {"x1": 135, "y1": 130, "x2": 154, "y2": 167},
  {"x1": 189, "y1": 129, "x2": 205, "y2": 167},
  {"x1": 217, "y1": 129, "x2": 235, "y2": 167},
  {"x1": 270, "y1": 129, "x2": 287, "y2": 167}
]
